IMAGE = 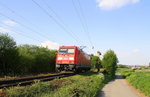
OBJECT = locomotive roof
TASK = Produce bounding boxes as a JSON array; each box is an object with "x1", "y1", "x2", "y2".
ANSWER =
[{"x1": 59, "y1": 46, "x2": 78, "y2": 48}]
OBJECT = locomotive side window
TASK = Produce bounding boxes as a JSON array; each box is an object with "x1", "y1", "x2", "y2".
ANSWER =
[
  {"x1": 68, "y1": 49, "x2": 75, "y2": 54},
  {"x1": 59, "y1": 49, "x2": 67, "y2": 54}
]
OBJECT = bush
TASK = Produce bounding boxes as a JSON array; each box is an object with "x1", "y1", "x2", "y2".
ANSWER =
[
  {"x1": 127, "y1": 71, "x2": 150, "y2": 97},
  {"x1": 7, "y1": 82, "x2": 53, "y2": 97},
  {"x1": 102, "y1": 50, "x2": 118, "y2": 77}
]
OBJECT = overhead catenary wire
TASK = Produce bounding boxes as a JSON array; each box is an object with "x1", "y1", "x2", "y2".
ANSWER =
[
  {"x1": 0, "y1": 12, "x2": 57, "y2": 42},
  {"x1": 72, "y1": 0, "x2": 94, "y2": 49},
  {"x1": 32, "y1": 0, "x2": 82, "y2": 46},
  {"x1": 77, "y1": 0, "x2": 94, "y2": 48},
  {"x1": 0, "y1": 24, "x2": 43, "y2": 43},
  {"x1": 77, "y1": 0, "x2": 95, "y2": 55},
  {"x1": 42, "y1": 0, "x2": 85, "y2": 45},
  {"x1": 0, "y1": 1, "x2": 56, "y2": 42}
]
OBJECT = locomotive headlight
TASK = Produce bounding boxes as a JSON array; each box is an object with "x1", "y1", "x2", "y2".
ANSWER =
[
  {"x1": 58, "y1": 57, "x2": 63, "y2": 60},
  {"x1": 69, "y1": 57, "x2": 74, "y2": 60}
]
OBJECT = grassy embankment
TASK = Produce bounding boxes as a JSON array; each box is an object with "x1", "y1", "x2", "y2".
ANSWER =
[
  {"x1": 1, "y1": 72, "x2": 111, "y2": 97},
  {"x1": 117, "y1": 68, "x2": 134, "y2": 78},
  {"x1": 117, "y1": 68, "x2": 150, "y2": 97}
]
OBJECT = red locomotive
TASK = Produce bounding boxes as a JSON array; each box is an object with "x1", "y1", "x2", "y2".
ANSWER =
[{"x1": 56, "y1": 46, "x2": 91, "y2": 72}]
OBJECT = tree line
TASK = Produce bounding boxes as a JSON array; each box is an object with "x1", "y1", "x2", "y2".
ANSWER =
[{"x1": 0, "y1": 33, "x2": 56, "y2": 76}]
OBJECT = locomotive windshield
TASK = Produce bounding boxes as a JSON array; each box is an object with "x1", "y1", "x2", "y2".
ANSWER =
[
  {"x1": 59, "y1": 49, "x2": 67, "y2": 54},
  {"x1": 59, "y1": 48, "x2": 74, "y2": 54},
  {"x1": 68, "y1": 49, "x2": 74, "y2": 54}
]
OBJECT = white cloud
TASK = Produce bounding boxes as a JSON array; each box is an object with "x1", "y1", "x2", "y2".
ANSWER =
[
  {"x1": 97, "y1": 0, "x2": 140, "y2": 10},
  {"x1": 0, "y1": 27, "x2": 14, "y2": 33},
  {"x1": 40, "y1": 41, "x2": 59, "y2": 50},
  {"x1": 3, "y1": 20, "x2": 17, "y2": 26},
  {"x1": 132, "y1": 49, "x2": 140, "y2": 53}
]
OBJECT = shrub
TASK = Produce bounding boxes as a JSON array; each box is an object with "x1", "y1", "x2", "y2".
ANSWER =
[
  {"x1": 6, "y1": 82, "x2": 53, "y2": 97},
  {"x1": 102, "y1": 50, "x2": 118, "y2": 77}
]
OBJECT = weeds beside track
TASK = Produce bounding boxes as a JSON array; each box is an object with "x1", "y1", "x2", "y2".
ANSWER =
[
  {"x1": 0, "y1": 72, "x2": 75, "y2": 89},
  {"x1": 0, "y1": 72, "x2": 109, "y2": 97}
]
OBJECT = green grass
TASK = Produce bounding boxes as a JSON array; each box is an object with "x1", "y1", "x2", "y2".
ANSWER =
[
  {"x1": 117, "y1": 68, "x2": 150, "y2": 97},
  {"x1": 127, "y1": 71, "x2": 150, "y2": 97},
  {"x1": 6, "y1": 72, "x2": 107, "y2": 97},
  {"x1": 116, "y1": 68, "x2": 134, "y2": 77}
]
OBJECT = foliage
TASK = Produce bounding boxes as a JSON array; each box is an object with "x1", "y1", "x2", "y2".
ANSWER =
[
  {"x1": 102, "y1": 50, "x2": 118, "y2": 77},
  {"x1": 0, "y1": 33, "x2": 20, "y2": 75},
  {"x1": 117, "y1": 64, "x2": 128, "y2": 68},
  {"x1": 91, "y1": 56, "x2": 101, "y2": 69},
  {"x1": 6, "y1": 73, "x2": 107, "y2": 97},
  {"x1": 116, "y1": 68, "x2": 134, "y2": 78},
  {"x1": 103, "y1": 74, "x2": 114, "y2": 83},
  {"x1": 127, "y1": 71, "x2": 150, "y2": 97},
  {"x1": 18, "y1": 45, "x2": 57, "y2": 74},
  {"x1": 6, "y1": 82, "x2": 53, "y2": 97},
  {"x1": 0, "y1": 33, "x2": 57, "y2": 76},
  {"x1": 91, "y1": 68, "x2": 105, "y2": 73}
]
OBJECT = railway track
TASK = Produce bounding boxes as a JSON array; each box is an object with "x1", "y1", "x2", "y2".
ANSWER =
[{"x1": 0, "y1": 72, "x2": 75, "y2": 89}]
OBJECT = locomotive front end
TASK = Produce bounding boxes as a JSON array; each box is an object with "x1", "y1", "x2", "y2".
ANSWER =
[{"x1": 56, "y1": 46, "x2": 77, "y2": 72}]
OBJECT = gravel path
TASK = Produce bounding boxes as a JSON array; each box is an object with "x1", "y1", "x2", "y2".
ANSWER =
[{"x1": 98, "y1": 75, "x2": 140, "y2": 97}]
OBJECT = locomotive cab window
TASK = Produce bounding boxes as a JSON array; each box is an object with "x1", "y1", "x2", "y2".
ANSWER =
[
  {"x1": 59, "y1": 49, "x2": 67, "y2": 54},
  {"x1": 68, "y1": 48, "x2": 75, "y2": 54}
]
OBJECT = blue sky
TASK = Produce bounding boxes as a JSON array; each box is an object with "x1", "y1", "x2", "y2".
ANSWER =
[{"x1": 0, "y1": 0, "x2": 150, "y2": 65}]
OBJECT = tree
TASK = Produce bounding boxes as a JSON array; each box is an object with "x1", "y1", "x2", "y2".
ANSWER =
[
  {"x1": 102, "y1": 50, "x2": 118, "y2": 77},
  {"x1": 18, "y1": 45, "x2": 57, "y2": 74},
  {"x1": 17, "y1": 45, "x2": 36, "y2": 73},
  {"x1": 0, "y1": 33, "x2": 20, "y2": 75},
  {"x1": 32, "y1": 47, "x2": 56, "y2": 73}
]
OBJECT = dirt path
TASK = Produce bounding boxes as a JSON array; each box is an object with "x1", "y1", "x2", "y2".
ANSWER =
[{"x1": 98, "y1": 75, "x2": 141, "y2": 97}]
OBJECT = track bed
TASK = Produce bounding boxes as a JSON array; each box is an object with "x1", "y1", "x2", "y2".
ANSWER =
[{"x1": 0, "y1": 72, "x2": 75, "y2": 89}]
